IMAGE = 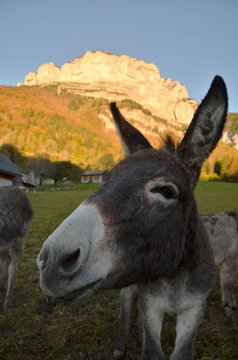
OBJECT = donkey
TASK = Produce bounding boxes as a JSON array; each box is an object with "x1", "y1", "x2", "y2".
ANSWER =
[
  {"x1": 0, "y1": 186, "x2": 33, "y2": 313},
  {"x1": 113, "y1": 212, "x2": 238, "y2": 359},
  {"x1": 204, "y1": 212, "x2": 238, "y2": 318},
  {"x1": 37, "y1": 75, "x2": 228, "y2": 360}
]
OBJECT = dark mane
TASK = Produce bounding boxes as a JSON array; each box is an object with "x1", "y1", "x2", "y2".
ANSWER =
[{"x1": 160, "y1": 134, "x2": 177, "y2": 152}]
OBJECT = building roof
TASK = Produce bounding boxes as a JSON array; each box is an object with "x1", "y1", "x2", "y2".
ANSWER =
[
  {"x1": 13, "y1": 174, "x2": 35, "y2": 187},
  {"x1": 22, "y1": 174, "x2": 35, "y2": 187},
  {"x1": 82, "y1": 169, "x2": 107, "y2": 176},
  {"x1": 0, "y1": 155, "x2": 22, "y2": 176}
]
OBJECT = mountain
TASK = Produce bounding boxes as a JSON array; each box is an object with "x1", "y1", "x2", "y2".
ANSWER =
[
  {"x1": 0, "y1": 51, "x2": 237, "y2": 177},
  {"x1": 18, "y1": 51, "x2": 198, "y2": 125}
]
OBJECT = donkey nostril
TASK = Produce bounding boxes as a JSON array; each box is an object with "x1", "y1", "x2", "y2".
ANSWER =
[
  {"x1": 38, "y1": 248, "x2": 49, "y2": 268},
  {"x1": 60, "y1": 249, "x2": 81, "y2": 272},
  {"x1": 38, "y1": 251, "x2": 43, "y2": 262}
]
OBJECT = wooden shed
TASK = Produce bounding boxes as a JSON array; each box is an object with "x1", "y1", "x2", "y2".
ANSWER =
[
  {"x1": 81, "y1": 170, "x2": 108, "y2": 184},
  {"x1": 13, "y1": 173, "x2": 36, "y2": 188}
]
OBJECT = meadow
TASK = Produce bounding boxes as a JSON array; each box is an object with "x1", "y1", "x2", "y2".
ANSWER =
[{"x1": 0, "y1": 181, "x2": 238, "y2": 360}]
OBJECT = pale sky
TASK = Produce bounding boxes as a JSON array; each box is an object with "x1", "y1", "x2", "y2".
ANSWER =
[{"x1": 0, "y1": 0, "x2": 237, "y2": 112}]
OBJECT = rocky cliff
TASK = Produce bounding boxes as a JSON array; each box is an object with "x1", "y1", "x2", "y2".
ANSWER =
[{"x1": 19, "y1": 51, "x2": 197, "y2": 124}]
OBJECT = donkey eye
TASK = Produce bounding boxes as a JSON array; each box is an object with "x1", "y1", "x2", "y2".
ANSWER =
[
  {"x1": 145, "y1": 178, "x2": 179, "y2": 205},
  {"x1": 150, "y1": 185, "x2": 176, "y2": 199}
]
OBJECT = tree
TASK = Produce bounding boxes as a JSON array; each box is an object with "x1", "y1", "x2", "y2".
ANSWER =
[
  {"x1": 47, "y1": 161, "x2": 82, "y2": 186},
  {"x1": 0, "y1": 143, "x2": 21, "y2": 163},
  {"x1": 67, "y1": 163, "x2": 82, "y2": 184},
  {"x1": 30, "y1": 157, "x2": 52, "y2": 185},
  {"x1": 47, "y1": 161, "x2": 66, "y2": 187},
  {"x1": 99, "y1": 153, "x2": 115, "y2": 170},
  {"x1": 229, "y1": 158, "x2": 238, "y2": 182},
  {"x1": 214, "y1": 161, "x2": 222, "y2": 176},
  {"x1": 202, "y1": 159, "x2": 214, "y2": 176}
]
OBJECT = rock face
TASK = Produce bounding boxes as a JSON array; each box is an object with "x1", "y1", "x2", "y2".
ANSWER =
[
  {"x1": 222, "y1": 132, "x2": 238, "y2": 150},
  {"x1": 21, "y1": 51, "x2": 197, "y2": 124}
]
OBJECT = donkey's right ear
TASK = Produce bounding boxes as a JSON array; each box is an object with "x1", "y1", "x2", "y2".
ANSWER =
[
  {"x1": 110, "y1": 102, "x2": 152, "y2": 155},
  {"x1": 176, "y1": 76, "x2": 228, "y2": 186}
]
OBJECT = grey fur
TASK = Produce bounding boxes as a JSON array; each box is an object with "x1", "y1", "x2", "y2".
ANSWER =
[
  {"x1": 38, "y1": 76, "x2": 228, "y2": 360},
  {"x1": 113, "y1": 212, "x2": 238, "y2": 359},
  {"x1": 204, "y1": 212, "x2": 238, "y2": 318},
  {"x1": 0, "y1": 186, "x2": 33, "y2": 313}
]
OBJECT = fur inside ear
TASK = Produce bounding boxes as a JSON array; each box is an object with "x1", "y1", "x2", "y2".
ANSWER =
[
  {"x1": 177, "y1": 75, "x2": 228, "y2": 186},
  {"x1": 110, "y1": 102, "x2": 152, "y2": 154}
]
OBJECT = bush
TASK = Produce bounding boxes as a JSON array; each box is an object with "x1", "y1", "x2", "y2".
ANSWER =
[{"x1": 68, "y1": 97, "x2": 84, "y2": 111}]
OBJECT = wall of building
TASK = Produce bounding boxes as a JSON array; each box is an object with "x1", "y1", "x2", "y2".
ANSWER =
[
  {"x1": 0, "y1": 177, "x2": 12, "y2": 186},
  {"x1": 81, "y1": 175, "x2": 103, "y2": 183}
]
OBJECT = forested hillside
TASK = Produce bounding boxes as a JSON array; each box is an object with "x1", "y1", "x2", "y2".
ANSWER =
[
  {"x1": 0, "y1": 85, "x2": 178, "y2": 169},
  {"x1": 0, "y1": 85, "x2": 237, "y2": 180},
  {"x1": 0, "y1": 85, "x2": 122, "y2": 169}
]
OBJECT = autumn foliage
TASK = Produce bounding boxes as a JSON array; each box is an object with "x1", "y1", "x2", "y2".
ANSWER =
[{"x1": 0, "y1": 85, "x2": 237, "y2": 180}]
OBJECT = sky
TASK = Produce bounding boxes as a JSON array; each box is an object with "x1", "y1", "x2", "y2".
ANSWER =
[{"x1": 0, "y1": 0, "x2": 237, "y2": 112}]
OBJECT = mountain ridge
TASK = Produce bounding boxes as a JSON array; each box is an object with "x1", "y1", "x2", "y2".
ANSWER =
[{"x1": 18, "y1": 51, "x2": 198, "y2": 125}]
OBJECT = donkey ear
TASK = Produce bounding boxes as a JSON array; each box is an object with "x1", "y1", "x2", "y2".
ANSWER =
[
  {"x1": 176, "y1": 76, "x2": 228, "y2": 185},
  {"x1": 110, "y1": 102, "x2": 152, "y2": 155}
]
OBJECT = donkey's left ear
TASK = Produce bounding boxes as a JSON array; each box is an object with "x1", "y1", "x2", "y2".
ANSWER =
[
  {"x1": 110, "y1": 102, "x2": 152, "y2": 155},
  {"x1": 176, "y1": 76, "x2": 228, "y2": 186}
]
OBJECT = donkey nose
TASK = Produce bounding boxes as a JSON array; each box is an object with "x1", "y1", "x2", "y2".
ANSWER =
[{"x1": 58, "y1": 248, "x2": 81, "y2": 275}]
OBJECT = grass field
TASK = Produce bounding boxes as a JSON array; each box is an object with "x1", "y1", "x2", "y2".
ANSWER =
[{"x1": 0, "y1": 182, "x2": 238, "y2": 360}]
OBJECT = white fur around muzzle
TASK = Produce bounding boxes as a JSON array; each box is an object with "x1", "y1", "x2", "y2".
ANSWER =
[{"x1": 37, "y1": 203, "x2": 113, "y2": 298}]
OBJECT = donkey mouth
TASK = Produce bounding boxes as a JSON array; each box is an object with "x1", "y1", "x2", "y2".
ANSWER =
[{"x1": 60, "y1": 279, "x2": 101, "y2": 301}]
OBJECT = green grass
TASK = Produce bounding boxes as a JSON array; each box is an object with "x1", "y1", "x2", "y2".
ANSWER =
[
  {"x1": 0, "y1": 182, "x2": 238, "y2": 360},
  {"x1": 195, "y1": 181, "x2": 238, "y2": 213}
]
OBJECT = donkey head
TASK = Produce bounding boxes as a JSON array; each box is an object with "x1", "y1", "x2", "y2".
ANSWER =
[{"x1": 37, "y1": 76, "x2": 228, "y2": 300}]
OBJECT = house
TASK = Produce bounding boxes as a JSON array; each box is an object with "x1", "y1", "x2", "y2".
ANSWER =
[
  {"x1": 0, "y1": 154, "x2": 22, "y2": 186},
  {"x1": 81, "y1": 170, "x2": 108, "y2": 184},
  {"x1": 13, "y1": 173, "x2": 36, "y2": 188}
]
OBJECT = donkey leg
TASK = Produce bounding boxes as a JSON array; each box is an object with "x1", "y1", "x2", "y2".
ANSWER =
[
  {"x1": 169, "y1": 302, "x2": 205, "y2": 360},
  {"x1": 113, "y1": 285, "x2": 138, "y2": 359},
  {"x1": 220, "y1": 261, "x2": 237, "y2": 320},
  {"x1": 0, "y1": 250, "x2": 10, "y2": 292},
  {"x1": 3, "y1": 246, "x2": 24, "y2": 313},
  {"x1": 140, "y1": 296, "x2": 165, "y2": 360}
]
